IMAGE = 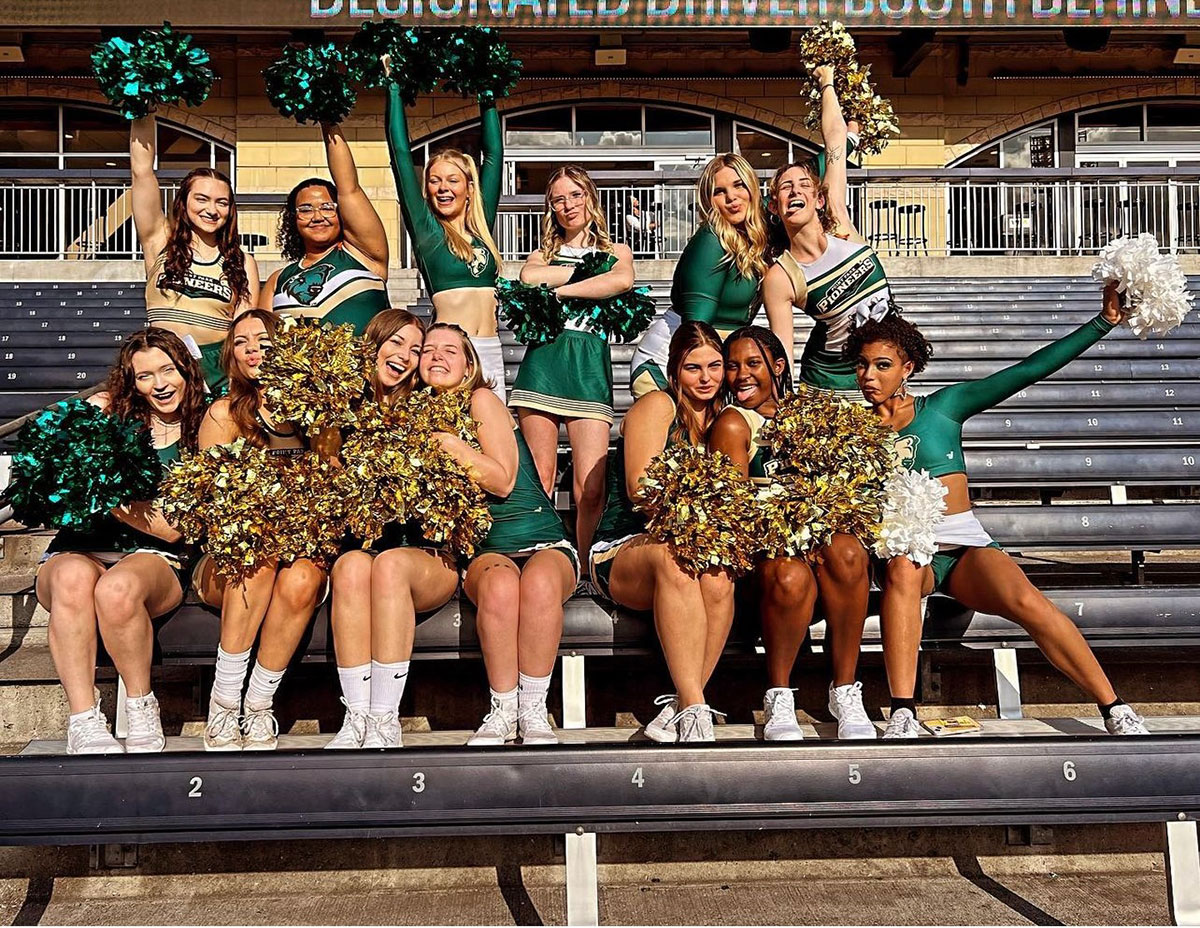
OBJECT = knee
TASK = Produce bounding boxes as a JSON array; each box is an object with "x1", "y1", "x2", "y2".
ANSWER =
[
  {"x1": 476, "y1": 567, "x2": 521, "y2": 619},
  {"x1": 43, "y1": 559, "x2": 99, "y2": 613},
  {"x1": 884, "y1": 557, "x2": 924, "y2": 595},
  {"x1": 574, "y1": 472, "x2": 605, "y2": 511},
  {"x1": 371, "y1": 550, "x2": 416, "y2": 595},
  {"x1": 821, "y1": 536, "x2": 869, "y2": 584},
  {"x1": 1006, "y1": 587, "x2": 1056, "y2": 629},
  {"x1": 93, "y1": 572, "x2": 145, "y2": 625},
  {"x1": 699, "y1": 571, "x2": 734, "y2": 607},
  {"x1": 762, "y1": 560, "x2": 816, "y2": 610},
  {"x1": 331, "y1": 552, "x2": 372, "y2": 592},
  {"x1": 653, "y1": 547, "x2": 697, "y2": 593},
  {"x1": 273, "y1": 563, "x2": 324, "y2": 614},
  {"x1": 519, "y1": 567, "x2": 565, "y2": 612}
]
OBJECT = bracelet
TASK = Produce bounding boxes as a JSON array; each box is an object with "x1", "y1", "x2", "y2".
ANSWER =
[{"x1": 820, "y1": 83, "x2": 835, "y2": 92}]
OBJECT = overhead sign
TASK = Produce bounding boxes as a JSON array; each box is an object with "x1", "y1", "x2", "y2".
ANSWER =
[{"x1": 2, "y1": 0, "x2": 1198, "y2": 26}]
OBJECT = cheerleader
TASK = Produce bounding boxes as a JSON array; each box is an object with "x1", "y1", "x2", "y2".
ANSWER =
[
  {"x1": 36, "y1": 330, "x2": 207, "y2": 754},
  {"x1": 192, "y1": 310, "x2": 328, "y2": 751},
  {"x1": 760, "y1": 65, "x2": 891, "y2": 394},
  {"x1": 847, "y1": 282, "x2": 1149, "y2": 738},
  {"x1": 418, "y1": 326, "x2": 577, "y2": 746},
  {"x1": 325, "y1": 310, "x2": 448, "y2": 750},
  {"x1": 383, "y1": 56, "x2": 507, "y2": 403},
  {"x1": 131, "y1": 114, "x2": 259, "y2": 391},
  {"x1": 260, "y1": 122, "x2": 390, "y2": 333},
  {"x1": 710, "y1": 327, "x2": 876, "y2": 740},
  {"x1": 510, "y1": 166, "x2": 636, "y2": 570},
  {"x1": 590, "y1": 321, "x2": 734, "y2": 743},
  {"x1": 629, "y1": 153, "x2": 770, "y2": 399}
]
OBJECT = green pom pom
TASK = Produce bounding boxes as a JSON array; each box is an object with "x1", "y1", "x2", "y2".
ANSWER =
[
  {"x1": 263, "y1": 42, "x2": 357, "y2": 126},
  {"x1": 346, "y1": 22, "x2": 448, "y2": 104},
  {"x1": 91, "y1": 22, "x2": 213, "y2": 120},
  {"x1": 441, "y1": 27, "x2": 522, "y2": 103},
  {"x1": 497, "y1": 278, "x2": 567, "y2": 346},
  {"x1": 568, "y1": 252, "x2": 618, "y2": 283},
  {"x1": 3, "y1": 399, "x2": 161, "y2": 530},
  {"x1": 566, "y1": 288, "x2": 657, "y2": 343}
]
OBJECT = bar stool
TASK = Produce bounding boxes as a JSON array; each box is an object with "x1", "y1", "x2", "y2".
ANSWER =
[
  {"x1": 897, "y1": 203, "x2": 929, "y2": 256},
  {"x1": 867, "y1": 199, "x2": 899, "y2": 252}
]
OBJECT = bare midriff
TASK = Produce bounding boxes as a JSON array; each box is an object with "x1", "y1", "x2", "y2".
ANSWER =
[{"x1": 431, "y1": 287, "x2": 499, "y2": 337}]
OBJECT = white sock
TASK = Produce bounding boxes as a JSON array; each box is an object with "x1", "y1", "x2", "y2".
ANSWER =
[
  {"x1": 369, "y1": 660, "x2": 409, "y2": 717},
  {"x1": 211, "y1": 646, "x2": 251, "y2": 710},
  {"x1": 243, "y1": 661, "x2": 285, "y2": 712},
  {"x1": 517, "y1": 672, "x2": 551, "y2": 713},
  {"x1": 491, "y1": 685, "x2": 518, "y2": 715},
  {"x1": 337, "y1": 663, "x2": 372, "y2": 713}
]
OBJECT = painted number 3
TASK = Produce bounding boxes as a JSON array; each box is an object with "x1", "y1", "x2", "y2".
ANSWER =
[{"x1": 412, "y1": 772, "x2": 425, "y2": 793}]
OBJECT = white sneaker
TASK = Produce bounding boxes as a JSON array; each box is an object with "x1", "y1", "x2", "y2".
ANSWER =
[
  {"x1": 518, "y1": 701, "x2": 558, "y2": 746},
  {"x1": 882, "y1": 707, "x2": 922, "y2": 740},
  {"x1": 325, "y1": 699, "x2": 368, "y2": 749},
  {"x1": 1105, "y1": 704, "x2": 1150, "y2": 735},
  {"x1": 66, "y1": 705, "x2": 124, "y2": 755},
  {"x1": 762, "y1": 688, "x2": 805, "y2": 741},
  {"x1": 363, "y1": 711, "x2": 403, "y2": 749},
  {"x1": 468, "y1": 697, "x2": 518, "y2": 746},
  {"x1": 124, "y1": 693, "x2": 166, "y2": 753},
  {"x1": 241, "y1": 705, "x2": 279, "y2": 751},
  {"x1": 673, "y1": 704, "x2": 724, "y2": 743},
  {"x1": 828, "y1": 682, "x2": 878, "y2": 740},
  {"x1": 203, "y1": 701, "x2": 243, "y2": 751},
  {"x1": 644, "y1": 694, "x2": 678, "y2": 743}
]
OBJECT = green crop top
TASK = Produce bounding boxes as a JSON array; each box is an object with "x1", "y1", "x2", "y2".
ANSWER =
[
  {"x1": 895, "y1": 315, "x2": 1115, "y2": 478},
  {"x1": 670, "y1": 224, "x2": 761, "y2": 331},
  {"x1": 385, "y1": 85, "x2": 502, "y2": 295}
]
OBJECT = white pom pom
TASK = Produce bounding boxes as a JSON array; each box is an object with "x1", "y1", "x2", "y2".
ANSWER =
[
  {"x1": 1092, "y1": 234, "x2": 1195, "y2": 338},
  {"x1": 873, "y1": 468, "x2": 947, "y2": 567}
]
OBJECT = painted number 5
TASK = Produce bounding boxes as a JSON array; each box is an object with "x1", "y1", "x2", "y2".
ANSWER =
[{"x1": 848, "y1": 764, "x2": 861, "y2": 785}]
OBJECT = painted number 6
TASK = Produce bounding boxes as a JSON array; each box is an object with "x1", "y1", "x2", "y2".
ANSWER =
[{"x1": 1062, "y1": 761, "x2": 1077, "y2": 782}]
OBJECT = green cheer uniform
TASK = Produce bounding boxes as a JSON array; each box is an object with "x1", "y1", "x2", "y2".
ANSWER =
[
  {"x1": 272, "y1": 243, "x2": 388, "y2": 336},
  {"x1": 509, "y1": 247, "x2": 616, "y2": 422},
  {"x1": 475, "y1": 430, "x2": 577, "y2": 576},
  {"x1": 630, "y1": 223, "x2": 761, "y2": 398},
  {"x1": 775, "y1": 234, "x2": 891, "y2": 393},
  {"x1": 894, "y1": 314, "x2": 1116, "y2": 590},
  {"x1": 145, "y1": 250, "x2": 236, "y2": 392},
  {"x1": 42, "y1": 439, "x2": 193, "y2": 591}
]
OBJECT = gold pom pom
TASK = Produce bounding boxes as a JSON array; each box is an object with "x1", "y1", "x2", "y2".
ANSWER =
[
  {"x1": 257, "y1": 317, "x2": 372, "y2": 435},
  {"x1": 634, "y1": 445, "x2": 758, "y2": 577}
]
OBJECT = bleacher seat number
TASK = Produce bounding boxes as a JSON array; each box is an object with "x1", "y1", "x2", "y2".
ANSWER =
[
  {"x1": 412, "y1": 772, "x2": 425, "y2": 793},
  {"x1": 1062, "y1": 761, "x2": 1077, "y2": 782},
  {"x1": 632, "y1": 767, "x2": 645, "y2": 788},
  {"x1": 188, "y1": 777, "x2": 202, "y2": 798}
]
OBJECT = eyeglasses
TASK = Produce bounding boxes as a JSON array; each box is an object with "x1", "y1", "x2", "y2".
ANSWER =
[
  {"x1": 296, "y1": 203, "x2": 338, "y2": 218},
  {"x1": 549, "y1": 191, "x2": 586, "y2": 212}
]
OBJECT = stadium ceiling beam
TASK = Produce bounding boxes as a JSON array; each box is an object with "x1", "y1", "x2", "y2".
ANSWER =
[{"x1": 889, "y1": 28, "x2": 937, "y2": 78}]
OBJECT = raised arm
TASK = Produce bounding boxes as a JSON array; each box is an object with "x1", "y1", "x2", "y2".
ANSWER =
[
  {"x1": 384, "y1": 81, "x2": 439, "y2": 247},
  {"x1": 622, "y1": 391, "x2": 676, "y2": 498},
  {"x1": 556, "y1": 245, "x2": 635, "y2": 300},
  {"x1": 671, "y1": 226, "x2": 731, "y2": 325},
  {"x1": 323, "y1": 122, "x2": 389, "y2": 276},
  {"x1": 478, "y1": 99, "x2": 503, "y2": 228},
  {"x1": 813, "y1": 65, "x2": 861, "y2": 244},
  {"x1": 929, "y1": 287, "x2": 1123, "y2": 423},
  {"x1": 130, "y1": 114, "x2": 168, "y2": 268}
]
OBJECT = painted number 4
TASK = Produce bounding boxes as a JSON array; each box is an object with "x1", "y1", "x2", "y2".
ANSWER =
[{"x1": 631, "y1": 767, "x2": 645, "y2": 789}]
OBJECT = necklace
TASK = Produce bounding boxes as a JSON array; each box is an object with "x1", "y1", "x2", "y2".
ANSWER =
[{"x1": 150, "y1": 414, "x2": 182, "y2": 447}]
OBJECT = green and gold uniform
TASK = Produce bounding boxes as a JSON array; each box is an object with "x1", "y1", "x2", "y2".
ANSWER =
[
  {"x1": 145, "y1": 250, "x2": 236, "y2": 391},
  {"x1": 272, "y1": 243, "x2": 388, "y2": 335}
]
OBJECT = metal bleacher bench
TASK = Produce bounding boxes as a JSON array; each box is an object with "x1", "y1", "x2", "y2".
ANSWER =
[{"x1": 3, "y1": 277, "x2": 1200, "y2": 925}]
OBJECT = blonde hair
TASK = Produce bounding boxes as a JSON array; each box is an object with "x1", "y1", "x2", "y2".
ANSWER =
[
  {"x1": 425, "y1": 149, "x2": 503, "y2": 270},
  {"x1": 539, "y1": 165, "x2": 614, "y2": 263},
  {"x1": 422, "y1": 321, "x2": 493, "y2": 395},
  {"x1": 697, "y1": 153, "x2": 770, "y2": 282}
]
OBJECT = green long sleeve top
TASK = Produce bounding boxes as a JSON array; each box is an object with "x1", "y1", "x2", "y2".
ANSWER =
[
  {"x1": 895, "y1": 314, "x2": 1116, "y2": 478},
  {"x1": 385, "y1": 85, "x2": 503, "y2": 294},
  {"x1": 669, "y1": 224, "x2": 761, "y2": 331}
]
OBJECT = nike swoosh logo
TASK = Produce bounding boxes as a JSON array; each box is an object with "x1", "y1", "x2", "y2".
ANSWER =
[
  {"x1": 269, "y1": 679, "x2": 282, "y2": 685},
  {"x1": 362, "y1": 675, "x2": 371, "y2": 681},
  {"x1": 394, "y1": 673, "x2": 406, "y2": 679}
]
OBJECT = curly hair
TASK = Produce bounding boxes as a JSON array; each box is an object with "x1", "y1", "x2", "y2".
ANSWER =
[
  {"x1": 766, "y1": 159, "x2": 837, "y2": 260},
  {"x1": 539, "y1": 165, "x2": 614, "y2": 263},
  {"x1": 219, "y1": 308, "x2": 280, "y2": 449},
  {"x1": 161, "y1": 168, "x2": 250, "y2": 309},
  {"x1": 697, "y1": 153, "x2": 770, "y2": 282},
  {"x1": 843, "y1": 309, "x2": 934, "y2": 375},
  {"x1": 664, "y1": 320, "x2": 725, "y2": 446},
  {"x1": 722, "y1": 325, "x2": 793, "y2": 403},
  {"x1": 277, "y1": 177, "x2": 339, "y2": 263},
  {"x1": 103, "y1": 328, "x2": 207, "y2": 452}
]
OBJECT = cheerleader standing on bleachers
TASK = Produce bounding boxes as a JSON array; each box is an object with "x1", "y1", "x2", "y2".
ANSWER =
[
  {"x1": 848, "y1": 282, "x2": 1149, "y2": 738},
  {"x1": 384, "y1": 56, "x2": 507, "y2": 404},
  {"x1": 710, "y1": 326, "x2": 877, "y2": 741},
  {"x1": 590, "y1": 321, "x2": 734, "y2": 743},
  {"x1": 420, "y1": 324, "x2": 577, "y2": 746},
  {"x1": 760, "y1": 65, "x2": 892, "y2": 395},
  {"x1": 260, "y1": 122, "x2": 390, "y2": 333},
  {"x1": 37, "y1": 330, "x2": 207, "y2": 754},
  {"x1": 192, "y1": 310, "x2": 327, "y2": 751},
  {"x1": 131, "y1": 115, "x2": 259, "y2": 392},
  {"x1": 510, "y1": 166, "x2": 636, "y2": 574},
  {"x1": 629, "y1": 153, "x2": 769, "y2": 399},
  {"x1": 326, "y1": 309, "x2": 454, "y2": 751}
]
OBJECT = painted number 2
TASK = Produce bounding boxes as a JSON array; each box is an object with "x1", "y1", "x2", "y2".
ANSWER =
[{"x1": 188, "y1": 776, "x2": 202, "y2": 798}]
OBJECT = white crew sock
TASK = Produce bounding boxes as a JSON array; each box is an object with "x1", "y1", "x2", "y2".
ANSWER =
[
  {"x1": 211, "y1": 646, "x2": 251, "y2": 710},
  {"x1": 243, "y1": 661, "x2": 285, "y2": 712},
  {"x1": 337, "y1": 662, "x2": 372, "y2": 712},
  {"x1": 517, "y1": 672, "x2": 552, "y2": 712},
  {"x1": 490, "y1": 685, "x2": 518, "y2": 715},
  {"x1": 369, "y1": 660, "x2": 410, "y2": 717}
]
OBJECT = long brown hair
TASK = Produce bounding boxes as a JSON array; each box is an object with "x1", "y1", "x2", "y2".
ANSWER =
[
  {"x1": 767, "y1": 159, "x2": 836, "y2": 259},
  {"x1": 162, "y1": 168, "x2": 251, "y2": 309},
  {"x1": 364, "y1": 308, "x2": 427, "y2": 403},
  {"x1": 539, "y1": 165, "x2": 614, "y2": 263},
  {"x1": 103, "y1": 328, "x2": 207, "y2": 451},
  {"x1": 219, "y1": 308, "x2": 278, "y2": 448},
  {"x1": 424, "y1": 150, "x2": 502, "y2": 270},
  {"x1": 665, "y1": 320, "x2": 726, "y2": 446},
  {"x1": 697, "y1": 153, "x2": 770, "y2": 282}
]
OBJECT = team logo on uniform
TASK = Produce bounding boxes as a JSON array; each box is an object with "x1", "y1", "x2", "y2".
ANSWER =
[
  {"x1": 467, "y1": 245, "x2": 490, "y2": 278},
  {"x1": 283, "y1": 263, "x2": 334, "y2": 305},
  {"x1": 893, "y1": 434, "x2": 919, "y2": 468}
]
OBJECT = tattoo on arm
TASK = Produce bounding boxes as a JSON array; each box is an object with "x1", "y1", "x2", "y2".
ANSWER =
[{"x1": 826, "y1": 145, "x2": 844, "y2": 164}]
